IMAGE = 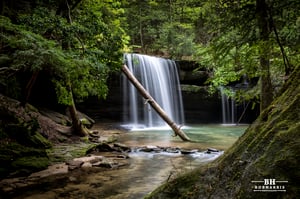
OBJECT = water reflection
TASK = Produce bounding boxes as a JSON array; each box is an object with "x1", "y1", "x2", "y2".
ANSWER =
[
  {"x1": 119, "y1": 124, "x2": 248, "y2": 150},
  {"x1": 17, "y1": 124, "x2": 247, "y2": 199}
]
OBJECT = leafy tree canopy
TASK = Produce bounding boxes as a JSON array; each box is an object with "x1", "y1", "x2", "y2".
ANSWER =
[
  {"x1": 193, "y1": 0, "x2": 300, "y2": 106},
  {"x1": 0, "y1": 0, "x2": 129, "y2": 106},
  {"x1": 1, "y1": 0, "x2": 299, "y2": 112}
]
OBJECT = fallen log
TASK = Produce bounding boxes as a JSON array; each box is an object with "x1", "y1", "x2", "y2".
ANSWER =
[{"x1": 122, "y1": 64, "x2": 191, "y2": 142}]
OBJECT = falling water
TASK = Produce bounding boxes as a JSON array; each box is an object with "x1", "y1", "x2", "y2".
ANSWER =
[
  {"x1": 220, "y1": 87, "x2": 236, "y2": 124},
  {"x1": 122, "y1": 53, "x2": 185, "y2": 129}
]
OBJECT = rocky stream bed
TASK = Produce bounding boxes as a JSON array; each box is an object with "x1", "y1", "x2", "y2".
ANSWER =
[{"x1": 0, "y1": 123, "x2": 223, "y2": 199}]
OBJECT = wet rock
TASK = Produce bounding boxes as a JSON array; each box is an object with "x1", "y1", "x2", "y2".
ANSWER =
[
  {"x1": 89, "y1": 130, "x2": 100, "y2": 137},
  {"x1": 180, "y1": 149, "x2": 198, "y2": 154},
  {"x1": 88, "y1": 137, "x2": 100, "y2": 143},
  {"x1": 39, "y1": 108, "x2": 71, "y2": 126},
  {"x1": 81, "y1": 162, "x2": 92, "y2": 168},
  {"x1": 115, "y1": 154, "x2": 129, "y2": 159},
  {"x1": 86, "y1": 143, "x2": 115, "y2": 153},
  {"x1": 206, "y1": 148, "x2": 219, "y2": 153},
  {"x1": 2, "y1": 186, "x2": 14, "y2": 193},
  {"x1": 88, "y1": 130, "x2": 101, "y2": 142},
  {"x1": 28, "y1": 163, "x2": 68, "y2": 179},
  {"x1": 139, "y1": 145, "x2": 162, "y2": 153},
  {"x1": 73, "y1": 155, "x2": 103, "y2": 164},
  {"x1": 77, "y1": 111, "x2": 95, "y2": 129},
  {"x1": 93, "y1": 161, "x2": 113, "y2": 168},
  {"x1": 80, "y1": 118, "x2": 93, "y2": 129},
  {"x1": 91, "y1": 161, "x2": 102, "y2": 167},
  {"x1": 139, "y1": 148, "x2": 152, "y2": 152},
  {"x1": 165, "y1": 147, "x2": 180, "y2": 153},
  {"x1": 66, "y1": 160, "x2": 83, "y2": 171},
  {"x1": 68, "y1": 176, "x2": 77, "y2": 182},
  {"x1": 113, "y1": 143, "x2": 131, "y2": 152},
  {"x1": 15, "y1": 182, "x2": 29, "y2": 189}
]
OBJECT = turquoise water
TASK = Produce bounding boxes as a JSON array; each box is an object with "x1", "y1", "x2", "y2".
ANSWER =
[
  {"x1": 182, "y1": 124, "x2": 248, "y2": 149},
  {"x1": 20, "y1": 124, "x2": 248, "y2": 198},
  {"x1": 119, "y1": 124, "x2": 248, "y2": 150}
]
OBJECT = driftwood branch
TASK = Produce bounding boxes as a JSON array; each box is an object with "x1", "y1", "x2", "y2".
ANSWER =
[{"x1": 122, "y1": 64, "x2": 191, "y2": 142}]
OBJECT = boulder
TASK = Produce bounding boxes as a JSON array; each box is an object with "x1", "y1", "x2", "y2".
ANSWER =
[{"x1": 113, "y1": 143, "x2": 131, "y2": 152}]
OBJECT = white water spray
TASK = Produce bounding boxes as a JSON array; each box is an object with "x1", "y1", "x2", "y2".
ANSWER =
[
  {"x1": 220, "y1": 87, "x2": 236, "y2": 124},
  {"x1": 122, "y1": 54, "x2": 185, "y2": 129}
]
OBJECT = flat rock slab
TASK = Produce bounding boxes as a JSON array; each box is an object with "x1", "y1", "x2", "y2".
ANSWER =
[
  {"x1": 29, "y1": 163, "x2": 68, "y2": 179},
  {"x1": 73, "y1": 155, "x2": 103, "y2": 163}
]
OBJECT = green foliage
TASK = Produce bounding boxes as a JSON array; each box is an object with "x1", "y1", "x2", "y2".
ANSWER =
[
  {"x1": 192, "y1": 0, "x2": 299, "y2": 104},
  {"x1": 123, "y1": 0, "x2": 298, "y2": 107},
  {"x1": 1, "y1": 17, "x2": 57, "y2": 66},
  {"x1": 124, "y1": 0, "x2": 201, "y2": 59},
  {"x1": 1, "y1": 0, "x2": 299, "y2": 108},
  {"x1": 1, "y1": 0, "x2": 129, "y2": 106}
]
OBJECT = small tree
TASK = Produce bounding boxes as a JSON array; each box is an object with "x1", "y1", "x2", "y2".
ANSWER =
[
  {"x1": 194, "y1": 0, "x2": 300, "y2": 112},
  {"x1": 0, "y1": 0, "x2": 129, "y2": 136}
]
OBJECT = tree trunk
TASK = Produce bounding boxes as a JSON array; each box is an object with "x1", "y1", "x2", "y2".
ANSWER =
[
  {"x1": 268, "y1": 9, "x2": 291, "y2": 76},
  {"x1": 138, "y1": 4, "x2": 144, "y2": 52},
  {"x1": 24, "y1": 71, "x2": 39, "y2": 103},
  {"x1": 67, "y1": 84, "x2": 88, "y2": 137},
  {"x1": 57, "y1": 0, "x2": 87, "y2": 137},
  {"x1": 256, "y1": 0, "x2": 273, "y2": 111},
  {"x1": 122, "y1": 64, "x2": 191, "y2": 142}
]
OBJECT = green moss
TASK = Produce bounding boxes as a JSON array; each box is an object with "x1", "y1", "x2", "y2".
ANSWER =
[
  {"x1": 4, "y1": 121, "x2": 52, "y2": 149},
  {"x1": 0, "y1": 142, "x2": 49, "y2": 178},
  {"x1": 255, "y1": 123, "x2": 300, "y2": 178},
  {"x1": 80, "y1": 136, "x2": 90, "y2": 143},
  {"x1": 148, "y1": 67, "x2": 300, "y2": 198},
  {"x1": 0, "y1": 96, "x2": 53, "y2": 177},
  {"x1": 31, "y1": 131, "x2": 52, "y2": 148},
  {"x1": 80, "y1": 118, "x2": 92, "y2": 128},
  {"x1": 11, "y1": 156, "x2": 49, "y2": 171},
  {"x1": 145, "y1": 168, "x2": 204, "y2": 199},
  {"x1": 47, "y1": 142, "x2": 98, "y2": 164}
]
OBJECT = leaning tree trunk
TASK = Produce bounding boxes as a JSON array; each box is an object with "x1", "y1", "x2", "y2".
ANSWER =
[
  {"x1": 67, "y1": 84, "x2": 88, "y2": 137},
  {"x1": 122, "y1": 64, "x2": 191, "y2": 142}
]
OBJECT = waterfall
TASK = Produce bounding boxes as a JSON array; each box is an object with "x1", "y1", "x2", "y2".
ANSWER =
[
  {"x1": 220, "y1": 87, "x2": 236, "y2": 124},
  {"x1": 122, "y1": 53, "x2": 185, "y2": 129}
]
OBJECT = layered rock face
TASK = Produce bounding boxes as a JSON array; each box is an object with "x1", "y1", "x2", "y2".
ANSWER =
[{"x1": 79, "y1": 61, "x2": 258, "y2": 124}]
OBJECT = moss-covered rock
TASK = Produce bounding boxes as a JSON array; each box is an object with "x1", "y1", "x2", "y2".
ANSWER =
[
  {"x1": 0, "y1": 95, "x2": 51, "y2": 178},
  {"x1": 0, "y1": 142, "x2": 49, "y2": 178},
  {"x1": 11, "y1": 156, "x2": 49, "y2": 175},
  {"x1": 146, "y1": 67, "x2": 300, "y2": 198}
]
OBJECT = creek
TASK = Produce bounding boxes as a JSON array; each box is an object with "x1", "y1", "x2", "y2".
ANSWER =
[{"x1": 14, "y1": 124, "x2": 247, "y2": 199}]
